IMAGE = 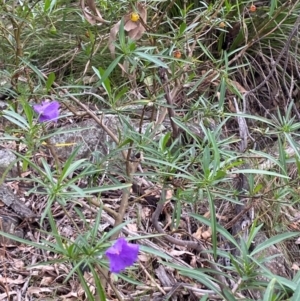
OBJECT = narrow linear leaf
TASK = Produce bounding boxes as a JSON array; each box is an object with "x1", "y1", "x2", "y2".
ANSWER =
[
  {"x1": 251, "y1": 232, "x2": 300, "y2": 256},
  {"x1": 229, "y1": 169, "x2": 289, "y2": 179},
  {"x1": 135, "y1": 52, "x2": 168, "y2": 68},
  {"x1": 46, "y1": 72, "x2": 56, "y2": 92},
  {"x1": 263, "y1": 278, "x2": 277, "y2": 301}
]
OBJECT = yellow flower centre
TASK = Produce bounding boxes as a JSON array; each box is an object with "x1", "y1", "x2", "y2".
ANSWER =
[{"x1": 130, "y1": 12, "x2": 140, "y2": 22}]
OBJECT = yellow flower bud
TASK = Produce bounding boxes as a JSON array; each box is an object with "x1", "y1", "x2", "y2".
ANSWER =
[
  {"x1": 173, "y1": 50, "x2": 181, "y2": 59},
  {"x1": 219, "y1": 22, "x2": 226, "y2": 28},
  {"x1": 130, "y1": 12, "x2": 140, "y2": 22},
  {"x1": 249, "y1": 4, "x2": 256, "y2": 12}
]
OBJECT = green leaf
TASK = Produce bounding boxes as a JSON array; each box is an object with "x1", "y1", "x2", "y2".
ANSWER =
[
  {"x1": 218, "y1": 77, "x2": 226, "y2": 109},
  {"x1": 207, "y1": 190, "x2": 217, "y2": 260},
  {"x1": 0, "y1": 231, "x2": 57, "y2": 252},
  {"x1": 77, "y1": 269, "x2": 95, "y2": 300},
  {"x1": 222, "y1": 289, "x2": 238, "y2": 301},
  {"x1": 41, "y1": 158, "x2": 56, "y2": 182},
  {"x1": 253, "y1": 183, "x2": 263, "y2": 194},
  {"x1": 19, "y1": 57, "x2": 46, "y2": 83},
  {"x1": 45, "y1": 72, "x2": 55, "y2": 92},
  {"x1": 159, "y1": 132, "x2": 171, "y2": 152},
  {"x1": 285, "y1": 133, "x2": 300, "y2": 160},
  {"x1": 143, "y1": 156, "x2": 193, "y2": 178},
  {"x1": 47, "y1": 210, "x2": 64, "y2": 250},
  {"x1": 251, "y1": 256, "x2": 296, "y2": 290},
  {"x1": 263, "y1": 278, "x2": 277, "y2": 301},
  {"x1": 60, "y1": 158, "x2": 87, "y2": 182},
  {"x1": 269, "y1": 0, "x2": 277, "y2": 17},
  {"x1": 207, "y1": 130, "x2": 220, "y2": 175},
  {"x1": 163, "y1": 262, "x2": 223, "y2": 296},
  {"x1": 171, "y1": 117, "x2": 203, "y2": 142},
  {"x1": 117, "y1": 272, "x2": 144, "y2": 285},
  {"x1": 197, "y1": 41, "x2": 215, "y2": 62},
  {"x1": 139, "y1": 245, "x2": 172, "y2": 261},
  {"x1": 251, "y1": 147, "x2": 286, "y2": 168},
  {"x1": 115, "y1": 86, "x2": 128, "y2": 102},
  {"x1": 291, "y1": 275, "x2": 300, "y2": 301},
  {"x1": 179, "y1": 22, "x2": 187, "y2": 35},
  {"x1": 246, "y1": 223, "x2": 263, "y2": 249},
  {"x1": 98, "y1": 67, "x2": 111, "y2": 96},
  {"x1": 229, "y1": 169, "x2": 289, "y2": 179},
  {"x1": 190, "y1": 213, "x2": 241, "y2": 250},
  {"x1": 91, "y1": 267, "x2": 107, "y2": 300},
  {"x1": 99, "y1": 220, "x2": 133, "y2": 243},
  {"x1": 202, "y1": 145, "x2": 210, "y2": 178},
  {"x1": 48, "y1": 0, "x2": 57, "y2": 12},
  {"x1": 119, "y1": 17, "x2": 126, "y2": 49},
  {"x1": 3, "y1": 110, "x2": 30, "y2": 130},
  {"x1": 93, "y1": 55, "x2": 123, "y2": 90},
  {"x1": 44, "y1": 0, "x2": 51, "y2": 11},
  {"x1": 251, "y1": 232, "x2": 300, "y2": 256},
  {"x1": 134, "y1": 52, "x2": 168, "y2": 68},
  {"x1": 225, "y1": 113, "x2": 275, "y2": 127},
  {"x1": 295, "y1": 157, "x2": 300, "y2": 176}
]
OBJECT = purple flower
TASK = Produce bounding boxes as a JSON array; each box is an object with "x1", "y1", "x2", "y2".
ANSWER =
[
  {"x1": 105, "y1": 238, "x2": 139, "y2": 273},
  {"x1": 33, "y1": 101, "x2": 60, "y2": 122}
]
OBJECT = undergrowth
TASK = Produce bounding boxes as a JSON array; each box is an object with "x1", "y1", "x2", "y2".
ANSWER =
[{"x1": 1, "y1": 0, "x2": 300, "y2": 300}]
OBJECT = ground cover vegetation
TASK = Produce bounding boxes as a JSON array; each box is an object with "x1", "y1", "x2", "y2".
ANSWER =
[{"x1": 1, "y1": 0, "x2": 300, "y2": 299}]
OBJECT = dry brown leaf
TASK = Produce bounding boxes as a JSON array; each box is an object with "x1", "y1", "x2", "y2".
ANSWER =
[
  {"x1": 27, "y1": 264, "x2": 55, "y2": 271},
  {"x1": 27, "y1": 287, "x2": 52, "y2": 296},
  {"x1": 118, "y1": 62, "x2": 129, "y2": 77},
  {"x1": 20, "y1": 171, "x2": 31, "y2": 177},
  {"x1": 190, "y1": 255, "x2": 197, "y2": 268},
  {"x1": 138, "y1": 254, "x2": 149, "y2": 262},
  {"x1": 0, "y1": 276, "x2": 25, "y2": 285},
  {"x1": 86, "y1": 0, "x2": 102, "y2": 18},
  {"x1": 201, "y1": 228, "x2": 212, "y2": 240},
  {"x1": 192, "y1": 226, "x2": 203, "y2": 239},
  {"x1": 203, "y1": 211, "x2": 210, "y2": 218},
  {"x1": 216, "y1": 213, "x2": 229, "y2": 221},
  {"x1": 228, "y1": 99, "x2": 236, "y2": 113},
  {"x1": 127, "y1": 223, "x2": 138, "y2": 232},
  {"x1": 40, "y1": 276, "x2": 54, "y2": 286},
  {"x1": 289, "y1": 223, "x2": 299, "y2": 230},
  {"x1": 59, "y1": 292, "x2": 78, "y2": 300},
  {"x1": 0, "y1": 291, "x2": 17, "y2": 300},
  {"x1": 292, "y1": 262, "x2": 300, "y2": 270},
  {"x1": 108, "y1": 21, "x2": 121, "y2": 57},
  {"x1": 165, "y1": 189, "x2": 173, "y2": 200},
  {"x1": 13, "y1": 259, "x2": 25, "y2": 270},
  {"x1": 229, "y1": 79, "x2": 248, "y2": 94},
  {"x1": 141, "y1": 206, "x2": 151, "y2": 220},
  {"x1": 82, "y1": 75, "x2": 97, "y2": 84},
  {"x1": 168, "y1": 250, "x2": 193, "y2": 256},
  {"x1": 80, "y1": 0, "x2": 109, "y2": 25}
]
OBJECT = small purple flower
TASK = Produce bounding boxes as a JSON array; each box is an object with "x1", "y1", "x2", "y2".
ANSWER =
[
  {"x1": 33, "y1": 101, "x2": 60, "y2": 122},
  {"x1": 105, "y1": 238, "x2": 139, "y2": 273}
]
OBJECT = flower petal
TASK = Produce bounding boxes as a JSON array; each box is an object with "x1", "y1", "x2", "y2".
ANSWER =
[
  {"x1": 105, "y1": 238, "x2": 139, "y2": 273},
  {"x1": 33, "y1": 101, "x2": 60, "y2": 122}
]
